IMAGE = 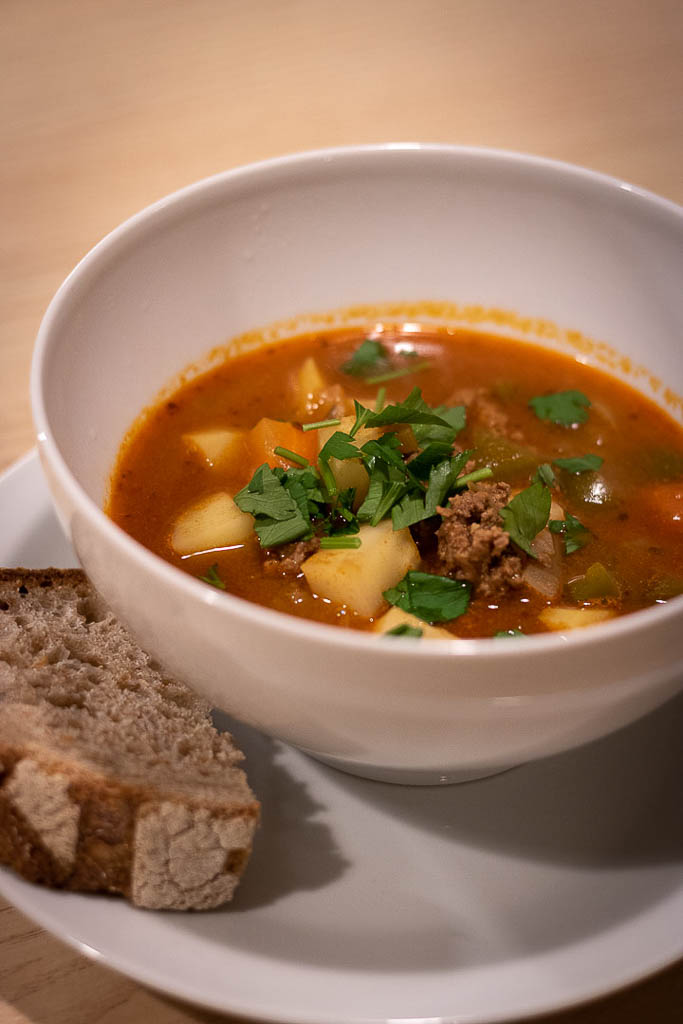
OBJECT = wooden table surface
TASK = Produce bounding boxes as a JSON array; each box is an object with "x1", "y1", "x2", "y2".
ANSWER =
[{"x1": 1, "y1": 1, "x2": 682, "y2": 1021}]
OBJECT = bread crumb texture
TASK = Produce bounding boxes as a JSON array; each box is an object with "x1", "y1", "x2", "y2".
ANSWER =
[
  {"x1": 4, "y1": 758, "x2": 79, "y2": 866},
  {"x1": 133, "y1": 802, "x2": 253, "y2": 909},
  {"x1": 0, "y1": 570, "x2": 259, "y2": 910}
]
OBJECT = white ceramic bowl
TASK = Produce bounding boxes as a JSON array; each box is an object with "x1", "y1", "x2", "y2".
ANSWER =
[{"x1": 32, "y1": 145, "x2": 683, "y2": 784}]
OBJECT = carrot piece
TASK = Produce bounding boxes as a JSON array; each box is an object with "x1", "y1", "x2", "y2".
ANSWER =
[
  {"x1": 642, "y1": 481, "x2": 682, "y2": 534},
  {"x1": 242, "y1": 418, "x2": 318, "y2": 481}
]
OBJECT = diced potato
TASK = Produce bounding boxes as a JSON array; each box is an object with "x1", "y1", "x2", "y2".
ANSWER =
[
  {"x1": 318, "y1": 415, "x2": 381, "y2": 450},
  {"x1": 294, "y1": 357, "x2": 328, "y2": 418},
  {"x1": 372, "y1": 606, "x2": 452, "y2": 639},
  {"x1": 183, "y1": 428, "x2": 245, "y2": 467},
  {"x1": 299, "y1": 356, "x2": 326, "y2": 397},
  {"x1": 539, "y1": 606, "x2": 616, "y2": 631},
  {"x1": 302, "y1": 520, "x2": 420, "y2": 617},
  {"x1": 318, "y1": 415, "x2": 381, "y2": 506},
  {"x1": 171, "y1": 492, "x2": 254, "y2": 555},
  {"x1": 330, "y1": 459, "x2": 371, "y2": 505}
]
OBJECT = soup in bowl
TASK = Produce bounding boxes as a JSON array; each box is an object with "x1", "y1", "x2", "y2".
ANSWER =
[{"x1": 32, "y1": 145, "x2": 683, "y2": 783}]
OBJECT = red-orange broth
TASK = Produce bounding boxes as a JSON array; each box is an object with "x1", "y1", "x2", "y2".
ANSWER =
[{"x1": 108, "y1": 327, "x2": 683, "y2": 637}]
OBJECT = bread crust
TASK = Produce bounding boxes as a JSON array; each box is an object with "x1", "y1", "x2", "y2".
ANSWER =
[{"x1": 0, "y1": 569, "x2": 259, "y2": 910}]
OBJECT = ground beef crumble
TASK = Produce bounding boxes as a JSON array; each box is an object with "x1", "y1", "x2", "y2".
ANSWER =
[
  {"x1": 263, "y1": 537, "x2": 320, "y2": 576},
  {"x1": 436, "y1": 482, "x2": 525, "y2": 598}
]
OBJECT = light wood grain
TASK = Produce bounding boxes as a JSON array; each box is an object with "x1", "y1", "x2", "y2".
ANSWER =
[{"x1": 1, "y1": 1, "x2": 682, "y2": 1021}]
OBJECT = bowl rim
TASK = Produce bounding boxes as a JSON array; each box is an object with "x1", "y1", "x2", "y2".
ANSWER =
[{"x1": 31, "y1": 141, "x2": 683, "y2": 661}]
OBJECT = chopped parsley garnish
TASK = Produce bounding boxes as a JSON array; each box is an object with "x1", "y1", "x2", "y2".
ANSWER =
[
  {"x1": 391, "y1": 491, "x2": 431, "y2": 530},
  {"x1": 365, "y1": 360, "x2": 431, "y2": 385},
  {"x1": 235, "y1": 464, "x2": 301, "y2": 520},
  {"x1": 199, "y1": 564, "x2": 226, "y2": 589},
  {"x1": 424, "y1": 451, "x2": 473, "y2": 515},
  {"x1": 235, "y1": 388, "x2": 489, "y2": 547},
  {"x1": 318, "y1": 431, "x2": 361, "y2": 464},
  {"x1": 341, "y1": 339, "x2": 391, "y2": 377},
  {"x1": 455, "y1": 467, "x2": 494, "y2": 489},
  {"x1": 553, "y1": 453, "x2": 604, "y2": 474},
  {"x1": 384, "y1": 571, "x2": 471, "y2": 623},
  {"x1": 494, "y1": 628, "x2": 525, "y2": 638},
  {"x1": 412, "y1": 404, "x2": 466, "y2": 447},
  {"x1": 529, "y1": 390, "x2": 591, "y2": 426},
  {"x1": 359, "y1": 476, "x2": 408, "y2": 527},
  {"x1": 302, "y1": 417, "x2": 341, "y2": 432},
  {"x1": 234, "y1": 464, "x2": 311, "y2": 547},
  {"x1": 351, "y1": 388, "x2": 459, "y2": 438},
  {"x1": 385, "y1": 623, "x2": 424, "y2": 638},
  {"x1": 319, "y1": 536, "x2": 362, "y2": 550},
  {"x1": 273, "y1": 445, "x2": 310, "y2": 467},
  {"x1": 500, "y1": 482, "x2": 551, "y2": 557},
  {"x1": 408, "y1": 441, "x2": 455, "y2": 479},
  {"x1": 316, "y1": 431, "x2": 361, "y2": 497},
  {"x1": 549, "y1": 514, "x2": 591, "y2": 554},
  {"x1": 533, "y1": 463, "x2": 557, "y2": 487}
]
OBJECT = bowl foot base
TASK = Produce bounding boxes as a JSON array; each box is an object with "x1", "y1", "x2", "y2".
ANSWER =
[{"x1": 303, "y1": 751, "x2": 520, "y2": 786}]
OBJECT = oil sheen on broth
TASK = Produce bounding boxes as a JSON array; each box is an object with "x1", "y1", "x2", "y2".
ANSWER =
[{"x1": 107, "y1": 326, "x2": 683, "y2": 638}]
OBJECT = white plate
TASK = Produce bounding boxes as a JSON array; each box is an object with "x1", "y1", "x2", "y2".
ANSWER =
[{"x1": 1, "y1": 450, "x2": 682, "y2": 1024}]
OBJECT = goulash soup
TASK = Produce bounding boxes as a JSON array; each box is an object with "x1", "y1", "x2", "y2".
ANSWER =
[{"x1": 108, "y1": 327, "x2": 683, "y2": 638}]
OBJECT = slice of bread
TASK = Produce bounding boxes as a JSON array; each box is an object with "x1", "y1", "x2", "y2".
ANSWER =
[{"x1": 0, "y1": 568, "x2": 259, "y2": 910}]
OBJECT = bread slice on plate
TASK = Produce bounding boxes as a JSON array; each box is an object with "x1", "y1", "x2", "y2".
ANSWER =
[{"x1": 0, "y1": 568, "x2": 259, "y2": 910}]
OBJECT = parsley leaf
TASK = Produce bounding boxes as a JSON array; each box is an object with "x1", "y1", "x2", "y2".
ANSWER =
[
  {"x1": 384, "y1": 570, "x2": 471, "y2": 623},
  {"x1": 318, "y1": 431, "x2": 361, "y2": 464},
  {"x1": 529, "y1": 390, "x2": 591, "y2": 426},
  {"x1": 494, "y1": 628, "x2": 525, "y2": 638},
  {"x1": 342, "y1": 339, "x2": 390, "y2": 377},
  {"x1": 234, "y1": 464, "x2": 299, "y2": 520},
  {"x1": 412, "y1": 404, "x2": 466, "y2": 446},
  {"x1": 199, "y1": 564, "x2": 226, "y2": 589},
  {"x1": 500, "y1": 482, "x2": 551, "y2": 556},
  {"x1": 352, "y1": 387, "x2": 456, "y2": 437},
  {"x1": 355, "y1": 433, "x2": 427, "y2": 526},
  {"x1": 252, "y1": 515, "x2": 310, "y2": 548},
  {"x1": 424, "y1": 451, "x2": 474, "y2": 516},
  {"x1": 553, "y1": 453, "x2": 604, "y2": 474},
  {"x1": 281, "y1": 465, "x2": 325, "y2": 505},
  {"x1": 549, "y1": 514, "x2": 591, "y2": 554},
  {"x1": 358, "y1": 476, "x2": 408, "y2": 526},
  {"x1": 322, "y1": 487, "x2": 361, "y2": 536},
  {"x1": 385, "y1": 623, "x2": 424, "y2": 637},
  {"x1": 360, "y1": 432, "x2": 407, "y2": 473},
  {"x1": 533, "y1": 463, "x2": 557, "y2": 487},
  {"x1": 234, "y1": 464, "x2": 310, "y2": 547},
  {"x1": 391, "y1": 491, "x2": 428, "y2": 530},
  {"x1": 407, "y1": 441, "x2": 456, "y2": 479}
]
